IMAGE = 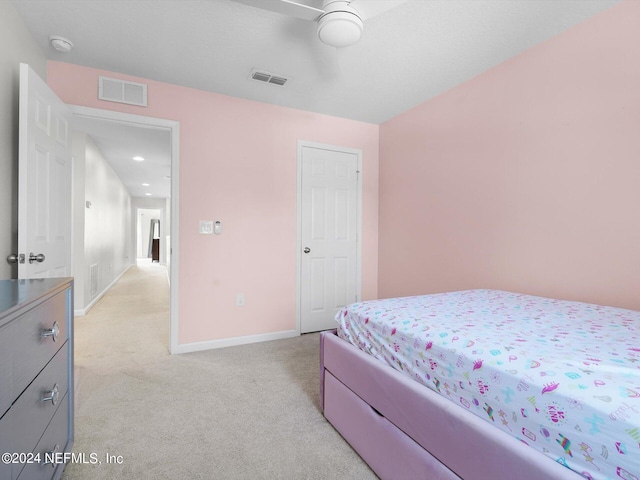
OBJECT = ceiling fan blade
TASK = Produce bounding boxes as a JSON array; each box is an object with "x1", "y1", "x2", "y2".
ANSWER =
[
  {"x1": 233, "y1": 0, "x2": 324, "y2": 21},
  {"x1": 349, "y1": 0, "x2": 408, "y2": 21}
]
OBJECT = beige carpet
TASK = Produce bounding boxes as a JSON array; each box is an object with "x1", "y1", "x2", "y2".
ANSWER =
[{"x1": 62, "y1": 262, "x2": 377, "y2": 479}]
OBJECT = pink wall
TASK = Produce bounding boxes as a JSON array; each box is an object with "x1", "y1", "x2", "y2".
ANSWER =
[
  {"x1": 379, "y1": 1, "x2": 640, "y2": 310},
  {"x1": 47, "y1": 62, "x2": 379, "y2": 344}
]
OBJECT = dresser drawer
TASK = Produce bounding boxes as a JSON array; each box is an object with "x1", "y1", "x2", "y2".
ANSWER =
[
  {"x1": 8, "y1": 345, "x2": 69, "y2": 461},
  {"x1": 0, "y1": 290, "x2": 68, "y2": 416},
  {"x1": 0, "y1": 410, "x2": 11, "y2": 480},
  {"x1": 16, "y1": 394, "x2": 69, "y2": 480},
  {"x1": 0, "y1": 389, "x2": 69, "y2": 480}
]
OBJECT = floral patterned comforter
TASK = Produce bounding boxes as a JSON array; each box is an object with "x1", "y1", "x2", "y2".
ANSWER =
[{"x1": 336, "y1": 289, "x2": 640, "y2": 480}]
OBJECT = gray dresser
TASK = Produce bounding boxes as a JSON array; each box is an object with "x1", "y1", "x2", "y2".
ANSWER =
[{"x1": 0, "y1": 278, "x2": 74, "y2": 480}]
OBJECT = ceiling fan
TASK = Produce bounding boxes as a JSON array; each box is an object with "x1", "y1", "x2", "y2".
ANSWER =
[{"x1": 232, "y1": 0, "x2": 408, "y2": 48}]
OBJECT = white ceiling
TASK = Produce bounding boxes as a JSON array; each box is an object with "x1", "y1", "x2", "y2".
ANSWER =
[
  {"x1": 73, "y1": 115, "x2": 172, "y2": 199},
  {"x1": 11, "y1": 0, "x2": 620, "y2": 199}
]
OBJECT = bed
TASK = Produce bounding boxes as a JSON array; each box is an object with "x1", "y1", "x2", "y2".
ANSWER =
[{"x1": 319, "y1": 289, "x2": 640, "y2": 480}]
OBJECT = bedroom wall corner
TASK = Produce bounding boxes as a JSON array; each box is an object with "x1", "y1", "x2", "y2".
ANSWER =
[{"x1": 378, "y1": 0, "x2": 640, "y2": 310}]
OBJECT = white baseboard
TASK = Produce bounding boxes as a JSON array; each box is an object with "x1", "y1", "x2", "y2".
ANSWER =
[
  {"x1": 74, "y1": 264, "x2": 134, "y2": 316},
  {"x1": 172, "y1": 329, "x2": 300, "y2": 354}
]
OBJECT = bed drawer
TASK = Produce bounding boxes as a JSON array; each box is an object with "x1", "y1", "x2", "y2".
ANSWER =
[
  {"x1": 324, "y1": 371, "x2": 460, "y2": 480},
  {"x1": 323, "y1": 331, "x2": 580, "y2": 480},
  {"x1": 0, "y1": 290, "x2": 68, "y2": 416}
]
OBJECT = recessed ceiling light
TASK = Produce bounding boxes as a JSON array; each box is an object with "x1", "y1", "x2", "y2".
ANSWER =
[
  {"x1": 133, "y1": 156, "x2": 144, "y2": 161},
  {"x1": 142, "y1": 183, "x2": 150, "y2": 186},
  {"x1": 145, "y1": 193, "x2": 152, "y2": 196}
]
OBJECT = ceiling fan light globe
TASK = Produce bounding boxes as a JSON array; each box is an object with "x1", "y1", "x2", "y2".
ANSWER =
[{"x1": 317, "y1": 11, "x2": 363, "y2": 48}]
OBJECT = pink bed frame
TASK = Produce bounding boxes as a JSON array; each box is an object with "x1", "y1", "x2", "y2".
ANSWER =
[{"x1": 320, "y1": 330, "x2": 584, "y2": 480}]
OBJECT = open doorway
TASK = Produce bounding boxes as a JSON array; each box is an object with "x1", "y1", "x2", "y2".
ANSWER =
[
  {"x1": 137, "y1": 208, "x2": 163, "y2": 264},
  {"x1": 71, "y1": 106, "x2": 179, "y2": 353}
]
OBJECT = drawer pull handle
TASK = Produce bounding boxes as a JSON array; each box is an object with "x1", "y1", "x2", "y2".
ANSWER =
[
  {"x1": 42, "y1": 383, "x2": 60, "y2": 406},
  {"x1": 44, "y1": 444, "x2": 60, "y2": 467},
  {"x1": 42, "y1": 321, "x2": 60, "y2": 342}
]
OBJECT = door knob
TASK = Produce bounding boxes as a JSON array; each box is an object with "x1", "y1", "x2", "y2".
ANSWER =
[
  {"x1": 7, "y1": 253, "x2": 25, "y2": 264},
  {"x1": 303, "y1": 247, "x2": 311, "y2": 254},
  {"x1": 29, "y1": 252, "x2": 45, "y2": 263}
]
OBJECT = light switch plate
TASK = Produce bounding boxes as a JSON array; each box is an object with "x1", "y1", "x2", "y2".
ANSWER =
[{"x1": 199, "y1": 220, "x2": 213, "y2": 235}]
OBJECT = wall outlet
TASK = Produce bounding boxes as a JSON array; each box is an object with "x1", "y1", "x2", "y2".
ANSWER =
[{"x1": 236, "y1": 293, "x2": 245, "y2": 307}]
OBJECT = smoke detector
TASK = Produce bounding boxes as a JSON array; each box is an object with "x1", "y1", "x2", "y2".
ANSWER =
[{"x1": 49, "y1": 35, "x2": 74, "y2": 53}]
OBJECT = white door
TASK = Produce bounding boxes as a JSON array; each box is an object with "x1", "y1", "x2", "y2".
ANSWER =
[
  {"x1": 299, "y1": 142, "x2": 360, "y2": 333},
  {"x1": 18, "y1": 63, "x2": 73, "y2": 278}
]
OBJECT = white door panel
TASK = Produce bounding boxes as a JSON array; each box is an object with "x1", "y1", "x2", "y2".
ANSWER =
[
  {"x1": 299, "y1": 143, "x2": 360, "y2": 333},
  {"x1": 18, "y1": 63, "x2": 73, "y2": 278}
]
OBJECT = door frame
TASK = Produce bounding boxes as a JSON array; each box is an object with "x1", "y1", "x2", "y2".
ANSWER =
[
  {"x1": 295, "y1": 140, "x2": 362, "y2": 334},
  {"x1": 70, "y1": 105, "x2": 180, "y2": 354}
]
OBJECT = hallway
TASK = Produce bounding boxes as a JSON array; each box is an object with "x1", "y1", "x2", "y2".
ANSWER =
[{"x1": 73, "y1": 262, "x2": 170, "y2": 409}]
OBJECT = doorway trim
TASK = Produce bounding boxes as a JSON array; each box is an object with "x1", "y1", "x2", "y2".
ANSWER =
[
  {"x1": 70, "y1": 105, "x2": 180, "y2": 354},
  {"x1": 295, "y1": 140, "x2": 362, "y2": 334}
]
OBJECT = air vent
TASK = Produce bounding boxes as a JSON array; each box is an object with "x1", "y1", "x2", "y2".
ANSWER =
[
  {"x1": 89, "y1": 263, "x2": 98, "y2": 299},
  {"x1": 249, "y1": 69, "x2": 290, "y2": 87},
  {"x1": 98, "y1": 76, "x2": 148, "y2": 106}
]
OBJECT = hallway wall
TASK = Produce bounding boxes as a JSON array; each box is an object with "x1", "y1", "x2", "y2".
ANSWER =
[{"x1": 74, "y1": 132, "x2": 133, "y2": 313}]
